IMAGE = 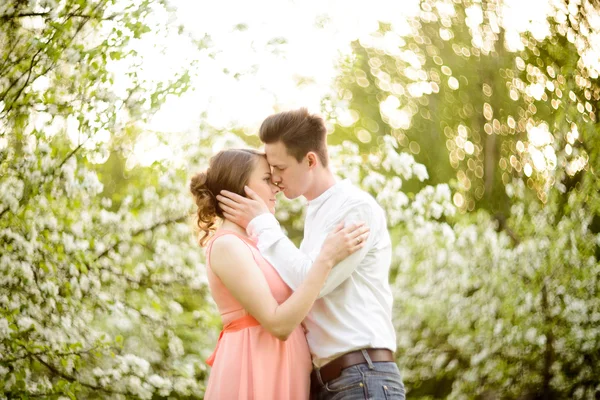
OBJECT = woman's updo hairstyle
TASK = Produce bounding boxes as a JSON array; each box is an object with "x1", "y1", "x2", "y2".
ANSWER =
[{"x1": 190, "y1": 148, "x2": 264, "y2": 246}]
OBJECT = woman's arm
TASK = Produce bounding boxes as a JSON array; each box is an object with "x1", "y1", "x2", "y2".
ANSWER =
[
  {"x1": 247, "y1": 203, "x2": 375, "y2": 297},
  {"x1": 209, "y1": 223, "x2": 368, "y2": 341}
]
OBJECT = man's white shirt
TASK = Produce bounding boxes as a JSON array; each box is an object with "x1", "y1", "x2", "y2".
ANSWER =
[{"x1": 247, "y1": 179, "x2": 396, "y2": 367}]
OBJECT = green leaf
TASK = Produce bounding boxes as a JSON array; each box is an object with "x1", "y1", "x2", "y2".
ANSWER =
[{"x1": 109, "y1": 51, "x2": 122, "y2": 60}]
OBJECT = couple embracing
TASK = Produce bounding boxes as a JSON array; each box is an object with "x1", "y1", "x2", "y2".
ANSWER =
[{"x1": 190, "y1": 108, "x2": 405, "y2": 399}]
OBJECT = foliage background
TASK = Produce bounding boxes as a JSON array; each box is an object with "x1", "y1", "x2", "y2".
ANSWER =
[{"x1": 1, "y1": 0, "x2": 599, "y2": 398}]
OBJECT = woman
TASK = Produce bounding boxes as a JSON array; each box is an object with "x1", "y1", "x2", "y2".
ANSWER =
[{"x1": 190, "y1": 149, "x2": 369, "y2": 399}]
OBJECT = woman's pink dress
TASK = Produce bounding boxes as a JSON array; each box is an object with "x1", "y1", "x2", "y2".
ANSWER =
[{"x1": 204, "y1": 230, "x2": 312, "y2": 400}]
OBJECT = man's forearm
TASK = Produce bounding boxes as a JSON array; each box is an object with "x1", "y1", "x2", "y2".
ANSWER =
[
  {"x1": 247, "y1": 213, "x2": 315, "y2": 290},
  {"x1": 248, "y1": 206, "x2": 372, "y2": 297}
]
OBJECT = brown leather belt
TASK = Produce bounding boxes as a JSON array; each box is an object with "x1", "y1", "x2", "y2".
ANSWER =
[{"x1": 311, "y1": 348, "x2": 394, "y2": 384}]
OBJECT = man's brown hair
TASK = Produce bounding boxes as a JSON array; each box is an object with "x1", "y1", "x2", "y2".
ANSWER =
[{"x1": 259, "y1": 108, "x2": 328, "y2": 167}]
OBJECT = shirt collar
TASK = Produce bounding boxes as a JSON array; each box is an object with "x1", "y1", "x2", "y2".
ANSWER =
[{"x1": 307, "y1": 178, "x2": 350, "y2": 207}]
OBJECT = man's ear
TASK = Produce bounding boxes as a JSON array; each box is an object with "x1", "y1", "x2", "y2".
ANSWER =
[{"x1": 307, "y1": 152, "x2": 318, "y2": 168}]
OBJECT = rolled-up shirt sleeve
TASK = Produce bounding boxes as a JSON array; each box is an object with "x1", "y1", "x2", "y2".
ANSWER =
[{"x1": 246, "y1": 204, "x2": 373, "y2": 298}]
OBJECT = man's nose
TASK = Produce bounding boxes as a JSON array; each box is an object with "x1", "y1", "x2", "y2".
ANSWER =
[
  {"x1": 271, "y1": 182, "x2": 281, "y2": 194},
  {"x1": 272, "y1": 173, "x2": 283, "y2": 184}
]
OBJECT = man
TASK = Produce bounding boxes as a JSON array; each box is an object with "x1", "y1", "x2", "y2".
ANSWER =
[{"x1": 216, "y1": 108, "x2": 405, "y2": 399}]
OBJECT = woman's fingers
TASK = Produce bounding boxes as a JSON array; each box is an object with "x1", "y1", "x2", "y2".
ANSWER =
[
  {"x1": 352, "y1": 231, "x2": 370, "y2": 247},
  {"x1": 348, "y1": 225, "x2": 370, "y2": 240},
  {"x1": 341, "y1": 221, "x2": 365, "y2": 234},
  {"x1": 333, "y1": 222, "x2": 368, "y2": 249},
  {"x1": 350, "y1": 232, "x2": 369, "y2": 251},
  {"x1": 333, "y1": 221, "x2": 345, "y2": 233}
]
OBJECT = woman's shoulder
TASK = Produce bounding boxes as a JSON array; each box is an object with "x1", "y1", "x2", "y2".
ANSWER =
[
  {"x1": 209, "y1": 231, "x2": 254, "y2": 260},
  {"x1": 211, "y1": 231, "x2": 247, "y2": 249},
  {"x1": 208, "y1": 232, "x2": 259, "y2": 278}
]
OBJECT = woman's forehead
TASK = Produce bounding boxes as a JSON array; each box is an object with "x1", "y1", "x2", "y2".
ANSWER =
[{"x1": 255, "y1": 156, "x2": 271, "y2": 172}]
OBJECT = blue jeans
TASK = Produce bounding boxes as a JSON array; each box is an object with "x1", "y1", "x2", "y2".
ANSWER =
[{"x1": 312, "y1": 354, "x2": 405, "y2": 400}]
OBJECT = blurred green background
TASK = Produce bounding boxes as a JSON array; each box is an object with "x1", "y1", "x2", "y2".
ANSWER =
[{"x1": 1, "y1": 0, "x2": 599, "y2": 398}]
